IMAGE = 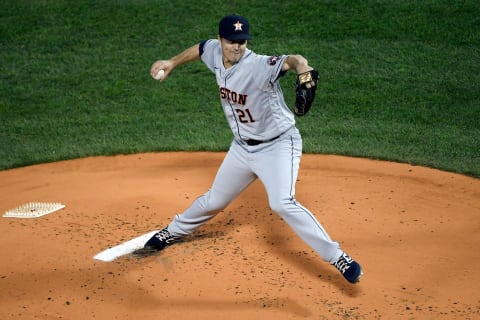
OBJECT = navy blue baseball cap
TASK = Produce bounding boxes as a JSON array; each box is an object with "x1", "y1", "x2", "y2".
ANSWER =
[{"x1": 219, "y1": 14, "x2": 252, "y2": 41}]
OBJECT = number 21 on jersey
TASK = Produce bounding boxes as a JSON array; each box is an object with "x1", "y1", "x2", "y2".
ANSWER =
[{"x1": 235, "y1": 108, "x2": 256, "y2": 123}]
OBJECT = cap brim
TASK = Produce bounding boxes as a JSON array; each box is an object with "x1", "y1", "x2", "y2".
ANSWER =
[{"x1": 224, "y1": 34, "x2": 253, "y2": 41}]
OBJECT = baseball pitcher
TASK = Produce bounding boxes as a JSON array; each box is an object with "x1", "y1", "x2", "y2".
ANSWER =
[{"x1": 136, "y1": 14, "x2": 362, "y2": 284}]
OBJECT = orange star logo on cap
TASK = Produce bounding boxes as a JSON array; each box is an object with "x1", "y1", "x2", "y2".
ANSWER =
[{"x1": 233, "y1": 21, "x2": 243, "y2": 31}]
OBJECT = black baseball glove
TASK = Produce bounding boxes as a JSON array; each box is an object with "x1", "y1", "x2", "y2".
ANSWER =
[{"x1": 294, "y1": 69, "x2": 319, "y2": 116}]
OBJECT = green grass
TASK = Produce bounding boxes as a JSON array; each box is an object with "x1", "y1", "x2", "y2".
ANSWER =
[{"x1": 1, "y1": 0, "x2": 479, "y2": 177}]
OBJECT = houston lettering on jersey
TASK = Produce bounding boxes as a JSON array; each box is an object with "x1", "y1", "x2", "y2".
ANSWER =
[{"x1": 219, "y1": 86, "x2": 248, "y2": 106}]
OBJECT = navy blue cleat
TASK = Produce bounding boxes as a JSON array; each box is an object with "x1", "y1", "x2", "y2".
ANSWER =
[
  {"x1": 132, "y1": 227, "x2": 181, "y2": 258},
  {"x1": 332, "y1": 253, "x2": 363, "y2": 284},
  {"x1": 144, "y1": 227, "x2": 180, "y2": 250}
]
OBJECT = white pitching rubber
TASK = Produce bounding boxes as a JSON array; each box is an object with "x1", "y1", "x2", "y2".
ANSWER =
[{"x1": 93, "y1": 230, "x2": 160, "y2": 262}]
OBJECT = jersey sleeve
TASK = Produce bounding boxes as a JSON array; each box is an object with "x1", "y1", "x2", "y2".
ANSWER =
[
  {"x1": 199, "y1": 39, "x2": 220, "y2": 73},
  {"x1": 269, "y1": 55, "x2": 289, "y2": 83},
  {"x1": 256, "y1": 55, "x2": 289, "y2": 89}
]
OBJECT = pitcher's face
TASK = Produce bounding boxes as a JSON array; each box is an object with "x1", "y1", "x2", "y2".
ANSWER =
[{"x1": 219, "y1": 37, "x2": 247, "y2": 68}]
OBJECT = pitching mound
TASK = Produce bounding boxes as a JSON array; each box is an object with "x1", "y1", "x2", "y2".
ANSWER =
[{"x1": 0, "y1": 152, "x2": 478, "y2": 319}]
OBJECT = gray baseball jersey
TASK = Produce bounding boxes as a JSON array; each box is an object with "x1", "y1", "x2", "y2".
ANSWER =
[{"x1": 200, "y1": 39, "x2": 294, "y2": 141}]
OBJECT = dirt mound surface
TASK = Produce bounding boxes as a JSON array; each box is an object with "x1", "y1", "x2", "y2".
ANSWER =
[{"x1": 1, "y1": 152, "x2": 479, "y2": 319}]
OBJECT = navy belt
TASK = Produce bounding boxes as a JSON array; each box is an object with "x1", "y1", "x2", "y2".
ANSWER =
[{"x1": 244, "y1": 135, "x2": 280, "y2": 146}]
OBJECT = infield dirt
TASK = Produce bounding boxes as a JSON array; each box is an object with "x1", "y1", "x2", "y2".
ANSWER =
[{"x1": 0, "y1": 152, "x2": 479, "y2": 319}]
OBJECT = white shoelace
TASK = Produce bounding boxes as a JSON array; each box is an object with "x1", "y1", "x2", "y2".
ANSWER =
[
  {"x1": 155, "y1": 230, "x2": 173, "y2": 241},
  {"x1": 333, "y1": 254, "x2": 353, "y2": 274},
  {"x1": 154, "y1": 229, "x2": 180, "y2": 245}
]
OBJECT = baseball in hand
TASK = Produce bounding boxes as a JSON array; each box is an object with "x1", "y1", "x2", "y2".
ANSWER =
[{"x1": 153, "y1": 69, "x2": 165, "y2": 80}]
